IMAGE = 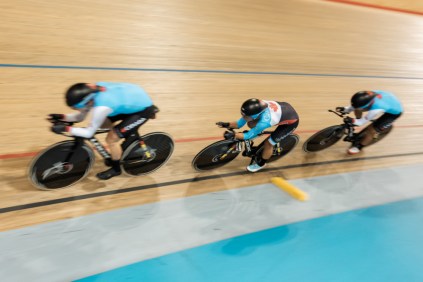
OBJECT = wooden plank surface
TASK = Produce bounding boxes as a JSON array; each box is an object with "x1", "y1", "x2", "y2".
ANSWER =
[
  {"x1": 326, "y1": 0, "x2": 423, "y2": 14},
  {"x1": 0, "y1": 0, "x2": 422, "y2": 231}
]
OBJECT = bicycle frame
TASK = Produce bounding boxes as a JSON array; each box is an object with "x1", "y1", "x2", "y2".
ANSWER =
[
  {"x1": 51, "y1": 120, "x2": 111, "y2": 160},
  {"x1": 228, "y1": 130, "x2": 275, "y2": 159},
  {"x1": 327, "y1": 110, "x2": 356, "y2": 143},
  {"x1": 31, "y1": 120, "x2": 174, "y2": 190},
  {"x1": 59, "y1": 125, "x2": 152, "y2": 163},
  {"x1": 87, "y1": 136, "x2": 111, "y2": 160},
  {"x1": 332, "y1": 108, "x2": 387, "y2": 145},
  {"x1": 70, "y1": 130, "x2": 112, "y2": 161},
  {"x1": 303, "y1": 107, "x2": 394, "y2": 154}
]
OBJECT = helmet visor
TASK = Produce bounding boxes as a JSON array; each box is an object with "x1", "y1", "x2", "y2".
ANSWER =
[
  {"x1": 72, "y1": 93, "x2": 95, "y2": 109},
  {"x1": 241, "y1": 111, "x2": 262, "y2": 121},
  {"x1": 356, "y1": 99, "x2": 374, "y2": 109}
]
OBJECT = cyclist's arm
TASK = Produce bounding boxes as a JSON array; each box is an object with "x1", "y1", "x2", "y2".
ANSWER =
[
  {"x1": 236, "y1": 117, "x2": 247, "y2": 129},
  {"x1": 63, "y1": 108, "x2": 90, "y2": 122},
  {"x1": 354, "y1": 109, "x2": 363, "y2": 119},
  {"x1": 224, "y1": 121, "x2": 241, "y2": 129},
  {"x1": 236, "y1": 121, "x2": 269, "y2": 140},
  {"x1": 69, "y1": 106, "x2": 113, "y2": 138},
  {"x1": 352, "y1": 109, "x2": 384, "y2": 126},
  {"x1": 343, "y1": 106, "x2": 354, "y2": 114}
]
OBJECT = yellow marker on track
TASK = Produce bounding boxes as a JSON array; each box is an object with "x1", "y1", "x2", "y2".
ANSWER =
[{"x1": 271, "y1": 177, "x2": 309, "y2": 201}]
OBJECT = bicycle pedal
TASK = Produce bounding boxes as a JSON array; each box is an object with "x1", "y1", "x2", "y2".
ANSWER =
[
  {"x1": 343, "y1": 136, "x2": 353, "y2": 142},
  {"x1": 243, "y1": 151, "x2": 254, "y2": 157}
]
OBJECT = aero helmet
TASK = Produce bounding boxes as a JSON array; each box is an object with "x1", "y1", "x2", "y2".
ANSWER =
[
  {"x1": 351, "y1": 91, "x2": 376, "y2": 108},
  {"x1": 66, "y1": 83, "x2": 101, "y2": 108},
  {"x1": 241, "y1": 98, "x2": 267, "y2": 119}
]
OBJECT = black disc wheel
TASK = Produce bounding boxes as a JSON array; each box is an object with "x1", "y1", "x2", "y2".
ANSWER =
[
  {"x1": 28, "y1": 140, "x2": 94, "y2": 190},
  {"x1": 263, "y1": 134, "x2": 299, "y2": 163},
  {"x1": 192, "y1": 140, "x2": 240, "y2": 171},
  {"x1": 121, "y1": 132, "x2": 174, "y2": 176},
  {"x1": 303, "y1": 125, "x2": 345, "y2": 152}
]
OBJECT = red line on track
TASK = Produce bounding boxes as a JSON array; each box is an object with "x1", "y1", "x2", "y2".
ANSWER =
[
  {"x1": 0, "y1": 125, "x2": 421, "y2": 160},
  {"x1": 325, "y1": 0, "x2": 423, "y2": 16}
]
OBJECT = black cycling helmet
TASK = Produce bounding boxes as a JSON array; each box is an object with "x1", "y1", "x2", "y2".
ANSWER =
[
  {"x1": 351, "y1": 91, "x2": 376, "y2": 108},
  {"x1": 241, "y1": 98, "x2": 267, "y2": 119},
  {"x1": 66, "y1": 83, "x2": 102, "y2": 108}
]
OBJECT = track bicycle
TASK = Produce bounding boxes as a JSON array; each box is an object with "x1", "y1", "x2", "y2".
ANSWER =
[
  {"x1": 302, "y1": 109, "x2": 392, "y2": 153},
  {"x1": 192, "y1": 129, "x2": 299, "y2": 171},
  {"x1": 28, "y1": 120, "x2": 174, "y2": 190}
]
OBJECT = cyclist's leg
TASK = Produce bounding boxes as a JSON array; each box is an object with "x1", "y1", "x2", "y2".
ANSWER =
[
  {"x1": 106, "y1": 129, "x2": 123, "y2": 160},
  {"x1": 248, "y1": 120, "x2": 298, "y2": 172},
  {"x1": 348, "y1": 112, "x2": 401, "y2": 154},
  {"x1": 113, "y1": 109, "x2": 153, "y2": 150},
  {"x1": 372, "y1": 112, "x2": 401, "y2": 137},
  {"x1": 359, "y1": 125, "x2": 378, "y2": 146},
  {"x1": 348, "y1": 124, "x2": 377, "y2": 154},
  {"x1": 268, "y1": 120, "x2": 299, "y2": 157},
  {"x1": 261, "y1": 103, "x2": 299, "y2": 165},
  {"x1": 100, "y1": 118, "x2": 113, "y2": 129},
  {"x1": 97, "y1": 110, "x2": 150, "y2": 180},
  {"x1": 97, "y1": 114, "x2": 128, "y2": 179}
]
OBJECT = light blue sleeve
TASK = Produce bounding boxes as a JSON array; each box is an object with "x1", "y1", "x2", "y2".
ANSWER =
[
  {"x1": 236, "y1": 117, "x2": 247, "y2": 128},
  {"x1": 242, "y1": 121, "x2": 271, "y2": 140}
]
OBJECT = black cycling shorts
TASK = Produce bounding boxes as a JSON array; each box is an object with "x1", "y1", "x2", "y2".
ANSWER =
[
  {"x1": 373, "y1": 112, "x2": 401, "y2": 133},
  {"x1": 270, "y1": 120, "x2": 299, "y2": 145},
  {"x1": 109, "y1": 105, "x2": 158, "y2": 138}
]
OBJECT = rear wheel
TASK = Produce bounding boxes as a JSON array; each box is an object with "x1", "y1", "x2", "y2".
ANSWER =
[
  {"x1": 303, "y1": 125, "x2": 345, "y2": 152},
  {"x1": 257, "y1": 134, "x2": 299, "y2": 163},
  {"x1": 192, "y1": 140, "x2": 240, "y2": 171},
  {"x1": 121, "y1": 132, "x2": 174, "y2": 176},
  {"x1": 28, "y1": 140, "x2": 94, "y2": 190}
]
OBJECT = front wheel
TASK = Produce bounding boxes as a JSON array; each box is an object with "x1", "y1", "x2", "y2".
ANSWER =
[
  {"x1": 28, "y1": 140, "x2": 95, "y2": 190},
  {"x1": 192, "y1": 140, "x2": 240, "y2": 171},
  {"x1": 121, "y1": 132, "x2": 174, "y2": 176},
  {"x1": 303, "y1": 125, "x2": 345, "y2": 152}
]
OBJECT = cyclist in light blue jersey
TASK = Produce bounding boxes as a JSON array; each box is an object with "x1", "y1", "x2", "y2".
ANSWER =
[
  {"x1": 48, "y1": 82, "x2": 158, "y2": 180},
  {"x1": 337, "y1": 90, "x2": 403, "y2": 155},
  {"x1": 217, "y1": 98, "x2": 299, "y2": 172}
]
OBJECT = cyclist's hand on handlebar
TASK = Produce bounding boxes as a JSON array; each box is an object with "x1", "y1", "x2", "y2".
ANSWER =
[
  {"x1": 223, "y1": 130, "x2": 235, "y2": 140},
  {"x1": 216, "y1": 121, "x2": 230, "y2": 128},
  {"x1": 343, "y1": 116, "x2": 354, "y2": 125},
  {"x1": 336, "y1": 107, "x2": 347, "y2": 114},
  {"x1": 47, "y1": 114, "x2": 64, "y2": 122},
  {"x1": 51, "y1": 124, "x2": 69, "y2": 135}
]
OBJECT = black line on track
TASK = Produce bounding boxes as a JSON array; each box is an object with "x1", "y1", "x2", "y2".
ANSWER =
[{"x1": 1, "y1": 151, "x2": 422, "y2": 214}]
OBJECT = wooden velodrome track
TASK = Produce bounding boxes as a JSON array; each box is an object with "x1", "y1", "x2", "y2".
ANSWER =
[{"x1": 1, "y1": 0, "x2": 422, "y2": 231}]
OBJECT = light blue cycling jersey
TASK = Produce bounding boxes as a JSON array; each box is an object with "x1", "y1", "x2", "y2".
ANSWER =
[
  {"x1": 67, "y1": 82, "x2": 154, "y2": 138},
  {"x1": 235, "y1": 100, "x2": 295, "y2": 140},
  {"x1": 236, "y1": 109, "x2": 273, "y2": 140},
  {"x1": 347, "y1": 90, "x2": 403, "y2": 127},
  {"x1": 369, "y1": 90, "x2": 403, "y2": 115},
  {"x1": 95, "y1": 82, "x2": 153, "y2": 116}
]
